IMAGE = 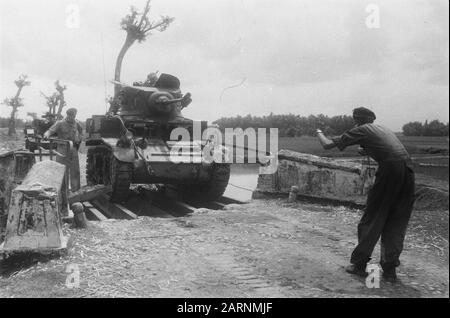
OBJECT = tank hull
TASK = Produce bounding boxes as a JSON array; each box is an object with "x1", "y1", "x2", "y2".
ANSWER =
[
  {"x1": 132, "y1": 161, "x2": 214, "y2": 184},
  {"x1": 85, "y1": 137, "x2": 231, "y2": 202}
]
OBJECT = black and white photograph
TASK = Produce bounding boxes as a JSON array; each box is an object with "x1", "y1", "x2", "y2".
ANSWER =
[{"x1": 0, "y1": 0, "x2": 448, "y2": 301}]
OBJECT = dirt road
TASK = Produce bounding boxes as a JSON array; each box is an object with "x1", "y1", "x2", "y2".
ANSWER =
[{"x1": 0, "y1": 198, "x2": 448, "y2": 298}]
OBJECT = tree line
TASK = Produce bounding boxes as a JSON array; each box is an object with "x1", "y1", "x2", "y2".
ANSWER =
[
  {"x1": 402, "y1": 120, "x2": 449, "y2": 137},
  {"x1": 213, "y1": 113, "x2": 356, "y2": 137},
  {"x1": 213, "y1": 114, "x2": 449, "y2": 137}
]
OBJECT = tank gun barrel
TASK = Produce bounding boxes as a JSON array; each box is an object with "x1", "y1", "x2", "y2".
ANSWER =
[{"x1": 219, "y1": 143, "x2": 274, "y2": 166}]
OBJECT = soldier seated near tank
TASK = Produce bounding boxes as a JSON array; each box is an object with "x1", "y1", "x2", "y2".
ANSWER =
[
  {"x1": 109, "y1": 72, "x2": 160, "y2": 115},
  {"x1": 133, "y1": 72, "x2": 159, "y2": 87}
]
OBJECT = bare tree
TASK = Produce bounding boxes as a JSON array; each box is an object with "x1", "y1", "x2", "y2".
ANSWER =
[
  {"x1": 2, "y1": 75, "x2": 31, "y2": 136},
  {"x1": 55, "y1": 80, "x2": 67, "y2": 119},
  {"x1": 114, "y1": 0, "x2": 174, "y2": 97},
  {"x1": 40, "y1": 91, "x2": 58, "y2": 120},
  {"x1": 41, "y1": 80, "x2": 67, "y2": 121}
]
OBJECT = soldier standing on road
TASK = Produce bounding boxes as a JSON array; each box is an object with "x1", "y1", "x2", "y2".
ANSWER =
[
  {"x1": 44, "y1": 107, "x2": 83, "y2": 192},
  {"x1": 316, "y1": 107, "x2": 415, "y2": 283}
]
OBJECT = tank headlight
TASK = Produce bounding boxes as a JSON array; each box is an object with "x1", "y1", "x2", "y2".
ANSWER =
[
  {"x1": 117, "y1": 130, "x2": 133, "y2": 148},
  {"x1": 125, "y1": 130, "x2": 133, "y2": 140}
]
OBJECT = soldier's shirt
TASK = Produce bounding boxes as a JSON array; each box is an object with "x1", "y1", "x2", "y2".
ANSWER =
[
  {"x1": 332, "y1": 123, "x2": 411, "y2": 164},
  {"x1": 47, "y1": 118, "x2": 83, "y2": 143}
]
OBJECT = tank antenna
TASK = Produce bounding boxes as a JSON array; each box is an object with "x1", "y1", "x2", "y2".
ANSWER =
[{"x1": 100, "y1": 32, "x2": 108, "y2": 112}]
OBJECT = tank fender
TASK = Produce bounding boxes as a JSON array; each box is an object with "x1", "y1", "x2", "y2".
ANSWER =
[
  {"x1": 86, "y1": 139, "x2": 135, "y2": 163},
  {"x1": 85, "y1": 139, "x2": 112, "y2": 147},
  {"x1": 86, "y1": 138, "x2": 119, "y2": 149}
]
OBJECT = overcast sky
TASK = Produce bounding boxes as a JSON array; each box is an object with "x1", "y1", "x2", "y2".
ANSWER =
[{"x1": 0, "y1": 0, "x2": 448, "y2": 131}]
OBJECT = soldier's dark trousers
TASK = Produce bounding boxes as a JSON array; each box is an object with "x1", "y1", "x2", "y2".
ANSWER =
[
  {"x1": 350, "y1": 160, "x2": 415, "y2": 270},
  {"x1": 56, "y1": 145, "x2": 81, "y2": 192}
]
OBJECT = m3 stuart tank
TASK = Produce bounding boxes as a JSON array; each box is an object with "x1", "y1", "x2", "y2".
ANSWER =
[{"x1": 85, "y1": 73, "x2": 231, "y2": 202}]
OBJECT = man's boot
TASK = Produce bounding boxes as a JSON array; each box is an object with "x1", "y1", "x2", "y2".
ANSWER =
[
  {"x1": 382, "y1": 267, "x2": 397, "y2": 283},
  {"x1": 345, "y1": 263, "x2": 368, "y2": 277}
]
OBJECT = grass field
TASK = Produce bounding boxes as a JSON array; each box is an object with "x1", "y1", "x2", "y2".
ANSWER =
[{"x1": 278, "y1": 136, "x2": 358, "y2": 157}]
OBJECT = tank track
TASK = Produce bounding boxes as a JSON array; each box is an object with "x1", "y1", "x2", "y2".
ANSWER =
[
  {"x1": 86, "y1": 146, "x2": 111, "y2": 186},
  {"x1": 206, "y1": 164, "x2": 231, "y2": 199},
  {"x1": 109, "y1": 157, "x2": 133, "y2": 203},
  {"x1": 180, "y1": 163, "x2": 231, "y2": 201},
  {"x1": 86, "y1": 146, "x2": 132, "y2": 203}
]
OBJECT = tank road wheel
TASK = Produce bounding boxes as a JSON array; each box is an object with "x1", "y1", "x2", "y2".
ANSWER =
[
  {"x1": 110, "y1": 157, "x2": 133, "y2": 203},
  {"x1": 180, "y1": 164, "x2": 231, "y2": 201},
  {"x1": 86, "y1": 147, "x2": 112, "y2": 186}
]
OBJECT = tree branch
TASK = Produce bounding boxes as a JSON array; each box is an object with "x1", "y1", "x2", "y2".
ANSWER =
[
  {"x1": 143, "y1": 20, "x2": 165, "y2": 33},
  {"x1": 138, "y1": 0, "x2": 152, "y2": 29}
]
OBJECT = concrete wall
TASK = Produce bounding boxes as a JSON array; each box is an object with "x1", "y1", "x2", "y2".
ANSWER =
[{"x1": 254, "y1": 150, "x2": 376, "y2": 205}]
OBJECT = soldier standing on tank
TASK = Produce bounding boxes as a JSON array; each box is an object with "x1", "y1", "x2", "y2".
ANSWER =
[
  {"x1": 44, "y1": 107, "x2": 83, "y2": 192},
  {"x1": 316, "y1": 107, "x2": 415, "y2": 283}
]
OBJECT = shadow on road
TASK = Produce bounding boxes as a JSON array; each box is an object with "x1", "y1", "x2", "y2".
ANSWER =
[{"x1": 0, "y1": 252, "x2": 61, "y2": 278}]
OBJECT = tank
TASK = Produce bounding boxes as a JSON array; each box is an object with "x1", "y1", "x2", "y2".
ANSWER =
[{"x1": 85, "y1": 73, "x2": 231, "y2": 203}]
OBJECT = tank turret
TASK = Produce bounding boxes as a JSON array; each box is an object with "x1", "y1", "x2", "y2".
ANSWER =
[{"x1": 112, "y1": 73, "x2": 192, "y2": 121}]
